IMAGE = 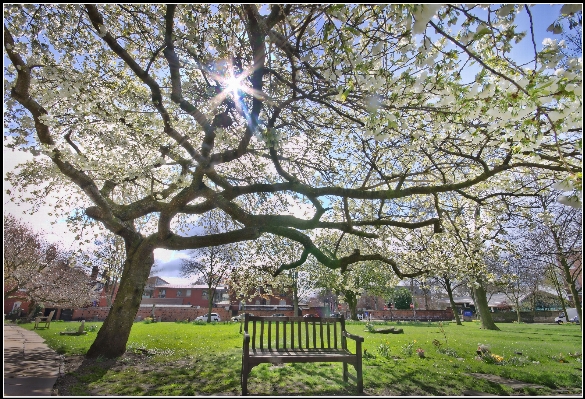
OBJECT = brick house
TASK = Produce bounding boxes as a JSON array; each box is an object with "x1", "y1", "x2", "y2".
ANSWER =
[
  {"x1": 227, "y1": 285, "x2": 302, "y2": 315},
  {"x1": 4, "y1": 289, "x2": 30, "y2": 316},
  {"x1": 146, "y1": 282, "x2": 230, "y2": 308}
]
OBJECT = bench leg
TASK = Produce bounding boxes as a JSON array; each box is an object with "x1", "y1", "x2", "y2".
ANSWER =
[
  {"x1": 356, "y1": 342, "x2": 363, "y2": 393},
  {"x1": 356, "y1": 360, "x2": 363, "y2": 393},
  {"x1": 342, "y1": 361, "x2": 348, "y2": 383},
  {"x1": 241, "y1": 357, "x2": 248, "y2": 396}
]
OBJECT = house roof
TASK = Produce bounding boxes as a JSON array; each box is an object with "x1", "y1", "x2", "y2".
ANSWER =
[{"x1": 146, "y1": 276, "x2": 170, "y2": 286}]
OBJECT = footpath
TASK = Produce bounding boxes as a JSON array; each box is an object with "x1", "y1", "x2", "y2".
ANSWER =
[{"x1": 4, "y1": 323, "x2": 62, "y2": 396}]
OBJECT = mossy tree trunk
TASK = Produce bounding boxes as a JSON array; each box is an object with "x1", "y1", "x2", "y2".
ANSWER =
[
  {"x1": 473, "y1": 282, "x2": 500, "y2": 331},
  {"x1": 344, "y1": 291, "x2": 359, "y2": 320},
  {"x1": 444, "y1": 277, "x2": 462, "y2": 325},
  {"x1": 86, "y1": 238, "x2": 155, "y2": 358}
]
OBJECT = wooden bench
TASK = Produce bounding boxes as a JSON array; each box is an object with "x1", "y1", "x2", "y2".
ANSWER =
[
  {"x1": 241, "y1": 314, "x2": 364, "y2": 395},
  {"x1": 34, "y1": 310, "x2": 55, "y2": 330}
]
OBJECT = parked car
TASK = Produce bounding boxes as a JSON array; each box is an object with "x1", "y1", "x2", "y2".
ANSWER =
[
  {"x1": 330, "y1": 312, "x2": 343, "y2": 318},
  {"x1": 555, "y1": 308, "x2": 579, "y2": 324},
  {"x1": 195, "y1": 313, "x2": 221, "y2": 322},
  {"x1": 271, "y1": 313, "x2": 285, "y2": 317},
  {"x1": 231, "y1": 313, "x2": 253, "y2": 322},
  {"x1": 303, "y1": 313, "x2": 319, "y2": 318}
]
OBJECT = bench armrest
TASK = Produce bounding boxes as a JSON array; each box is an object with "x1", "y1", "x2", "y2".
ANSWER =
[
  {"x1": 243, "y1": 332, "x2": 250, "y2": 349},
  {"x1": 342, "y1": 330, "x2": 364, "y2": 343}
]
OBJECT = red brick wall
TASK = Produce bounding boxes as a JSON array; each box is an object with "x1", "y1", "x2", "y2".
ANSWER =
[
  {"x1": 361, "y1": 309, "x2": 454, "y2": 320},
  {"x1": 72, "y1": 307, "x2": 235, "y2": 322},
  {"x1": 153, "y1": 287, "x2": 220, "y2": 307},
  {"x1": 71, "y1": 307, "x2": 304, "y2": 322},
  {"x1": 4, "y1": 295, "x2": 30, "y2": 315}
]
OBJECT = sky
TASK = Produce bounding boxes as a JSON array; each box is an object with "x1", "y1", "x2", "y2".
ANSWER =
[
  {"x1": 3, "y1": 4, "x2": 577, "y2": 284},
  {"x1": 2, "y1": 146, "x2": 196, "y2": 283}
]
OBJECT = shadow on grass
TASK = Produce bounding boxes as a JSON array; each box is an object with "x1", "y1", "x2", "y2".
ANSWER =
[{"x1": 58, "y1": 349, "x2": 567, "y2": 396}]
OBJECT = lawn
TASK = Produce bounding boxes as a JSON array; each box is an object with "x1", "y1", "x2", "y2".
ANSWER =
[{"x1": 17, "y1": 319, "x2": 583, "y2": 396}]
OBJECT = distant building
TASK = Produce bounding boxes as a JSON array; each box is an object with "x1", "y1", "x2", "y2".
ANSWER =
[
  {"x1": 142, "y1": 276, "x2": 170, "y2": 299},
  {"x1": 146, "y1": 282, "x2": 230, "y2": 308},
  {"x1": 436, "y1": 287, "x2": 568, "y2": 315}
]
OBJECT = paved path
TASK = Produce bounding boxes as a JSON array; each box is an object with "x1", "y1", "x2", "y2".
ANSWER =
[{"x1": 4, "y1": 323, "x2": 62, "y2": 396}]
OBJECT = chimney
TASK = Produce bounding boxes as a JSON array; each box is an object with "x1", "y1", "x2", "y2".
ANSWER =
[{"x1": 91, "y1": 266, "x2": 99, "y2": 281}]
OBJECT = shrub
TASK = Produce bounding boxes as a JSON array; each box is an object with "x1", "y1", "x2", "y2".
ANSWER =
[
  {"x1": 377, "y1": 341, "x2": 392, "y2": 359},
  {"x1": 438, "y1": 347, "x2": 459, "y2": 357},
  {"x1": 506, "y1": 356, "x2": 530, "y2": 366},
  {"x1": 482, "y1": 353, "x2": 505, "y2": 364},
  {"x1": 550, "y1": 353, "x2": 569, "y2": 363},
  {"x1": 401, "y1": 340, "x2": 416, "y2": 357},
  {"x1": 363, "y1": 348, "x2": 376, "y2": 359},
  {"x1": 86, "y1": 324, "x2": 99, "y2": 332}
]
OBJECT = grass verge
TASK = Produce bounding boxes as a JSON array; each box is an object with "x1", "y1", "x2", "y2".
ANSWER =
[{"x1": 14, "y1": 319, "x2": 583, "y2": 396}]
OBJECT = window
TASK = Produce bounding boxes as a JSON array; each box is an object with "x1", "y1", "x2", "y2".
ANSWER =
[
  {"x1": 177, "y1": 290, "x2": 182, "y2": 297},
  {"x1": 202, "y1": 291, "x2": 208, "y2": 299},
  {"x1": 186, "y1": 289, "x2": 191, "y2": 297},
  {"x1": 159, "y1": 289, "x2": 166, "y2": 298}
]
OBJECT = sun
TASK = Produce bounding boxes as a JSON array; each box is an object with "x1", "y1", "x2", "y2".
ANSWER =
[{"x1": 224, "y1": 75, "x2": 243, "y2": 95}]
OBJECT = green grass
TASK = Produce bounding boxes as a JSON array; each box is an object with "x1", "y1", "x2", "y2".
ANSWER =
[{"x1": 14, "y1": 319, "x2": 583, "y2": 396}]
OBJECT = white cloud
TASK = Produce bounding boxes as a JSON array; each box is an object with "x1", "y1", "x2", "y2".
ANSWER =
[{"x1": 3, "y1": 148, "x2": 92, "y2": 251}]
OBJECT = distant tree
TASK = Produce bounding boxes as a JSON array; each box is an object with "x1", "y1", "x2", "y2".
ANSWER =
[
  {"x1": 489, "y1": 253, "x2": 539, "y2": 323},
  {"x1": 181, "y1": 241, "x2": 237, "y2": 322},
  {"x1": 4, "y1": 214, "x2": 97, "y2": 314},
  {"x1": 82, "y1": 233, "x2": 125, "y2": 307},
  {"x1": 520, "y1": 192, "x2": 582, "y2": 324},
  {"x1": 389, "y1": 287, "x2": 413, "y2": 310}
]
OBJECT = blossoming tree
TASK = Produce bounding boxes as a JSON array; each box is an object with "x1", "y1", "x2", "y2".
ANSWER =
[
  {"x1": 4, "y1": 214, "x2": 97, "y2": 313},
  {"x1": 4, "y1": 4, "x2": 581, "y2": 357}
]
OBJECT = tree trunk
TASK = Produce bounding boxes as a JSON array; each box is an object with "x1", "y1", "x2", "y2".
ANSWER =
[
  {"x1": 207, "y1": 286, "x2": 214, "y2": 322},
  {"x1": 292, "y1": 271, "x2": 299, "y2": 316},
  {"x1": 293, "y1": 284, "x2": 299, "y2": 316},
  {"x1": 86, "y1": 240, "x2": 154, "y2": 358},
  {"x1": 444, "y1": 277, "x2": 462, "y2": 325},
  {"x1": 560, "y1": 258, "x2": 582, "y2": 328},
  {"x1": 345, "y1": 291, "x2": 358, "y2": 320},
  {"x1": 514, "y1": 298, "x2": 521, "y2": 323},
  {"x1": 552, "y1": 231, "x2": 582, "y2": 328},
  {"x1": 549, "y1": 265, "x2": 569, "y2": 324},
  {"x1": 473, "y1": 282, "x2": 500, "y2": 331}
]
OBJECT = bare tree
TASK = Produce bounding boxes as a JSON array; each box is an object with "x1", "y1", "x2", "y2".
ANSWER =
[
  {"x1": 521, "y1": 193, "x2": 582, "y2": 324},
  {"x1": 82, "y1": 233, "x2": 126, "y2": 307},
  {"x1": 181, "y1": 242, "x2": 237, "y2": 322}
]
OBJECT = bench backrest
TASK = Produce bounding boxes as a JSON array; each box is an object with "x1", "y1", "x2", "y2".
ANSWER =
[{"x1": 244, "y1": 315, "x2": 347, "y2": 351}]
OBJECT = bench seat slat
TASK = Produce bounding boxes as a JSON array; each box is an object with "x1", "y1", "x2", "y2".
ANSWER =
[{"x1": 249, "y1": 348, "x2": 350, "y2": 354}]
